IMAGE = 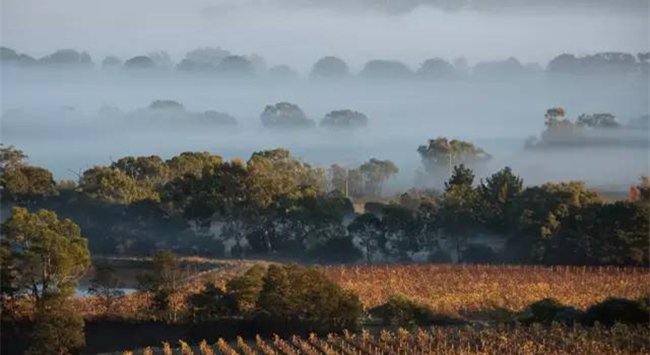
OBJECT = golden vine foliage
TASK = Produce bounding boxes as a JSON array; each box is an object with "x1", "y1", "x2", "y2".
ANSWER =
[
  {"x1": 124, "y1": 325, "x2": 649, "y2": 354},
  {"x1": 322, "y1": 264, "x2": 649, "y2": 315}
]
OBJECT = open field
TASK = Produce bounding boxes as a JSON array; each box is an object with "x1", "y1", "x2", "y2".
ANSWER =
[
  {"x1": 323, "y1": 264, "x2": 650, "y2": 316},
  {"x1": 121, "y1": 324, "x2": 650, "y2": 355}
]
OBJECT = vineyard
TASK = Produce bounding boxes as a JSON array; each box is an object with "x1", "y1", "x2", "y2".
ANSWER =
[
  {"x1": 323, "y1": 264, "x2": 650, "y2": 315},
  {"x1": 122, "y1": 324, "x2": 650, "y2": 354}
]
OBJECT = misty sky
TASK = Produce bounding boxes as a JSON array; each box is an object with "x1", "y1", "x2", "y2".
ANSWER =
[{"x1": 2, "y1": 0, "x2": 648, "y2": 71}]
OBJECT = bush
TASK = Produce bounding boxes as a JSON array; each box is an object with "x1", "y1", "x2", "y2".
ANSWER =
[
  {"x1": 27, "y1": 295, "x2": 85, "y2": 355},
  {"x1": 583, "y1": 297, "x2": 650, "y2": 326},
  {"x1": 256, "y1": 264, "x2": 362, "y2": 332},
  {"x1": 518, "y1": 298, "x2": 581, "y2": 325},
  {"x1": 186, "y1": 283, "x2": 232, "y2": 322},
  {"x1": 225, "y1": 264, "x2": 267, "y2": 314},
  {"x1": 368, "y1": 294, "x2": 458, "y2": 326}
]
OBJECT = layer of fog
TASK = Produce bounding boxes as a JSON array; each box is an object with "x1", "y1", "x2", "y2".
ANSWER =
[{"x1": 2, "y1": 67, "x2": 648, "y2": 194}]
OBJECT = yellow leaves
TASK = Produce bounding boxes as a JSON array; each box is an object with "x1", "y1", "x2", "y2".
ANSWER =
[{"x1": 322, "y1": 264, "x2": 649, "y2": 315}]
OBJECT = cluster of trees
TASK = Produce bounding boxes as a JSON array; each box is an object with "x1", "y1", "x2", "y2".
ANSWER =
[
  {"x1": 187, "y1": 263, "x2": 362, "y2": 331},
  {"x1": 2, "y1": 144, "x2": 648, "y2": 267},
  {"x1": 3, "y1": 46, "x2": 647, "y2": 80},
  {"x1": 115, "y1": 100, "x2": 237, "y2": 126},
  {"x1": 261, "y1": 102, "x2": 369, "y2": 129},
  {"x1": 417, "y1": 137, "x2": 491, "y2": 185},
  {"x1": 526, "y1": 107, "x2": 650, "y2": 148},
  {"x1": 548, "y1": 52, "x2": 649, "y2": 75}
]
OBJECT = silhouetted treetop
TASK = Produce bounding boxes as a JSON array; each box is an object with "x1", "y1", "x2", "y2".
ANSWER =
[
  {"x1": 260, "y1": 102, "x2": 315, "y2": 128},
  {"x1": 311, "y1": 56, "x2": 350, "y2": 78},
  {"x1": 320, "y1": 109, "x2": 368, "y2": 128}
]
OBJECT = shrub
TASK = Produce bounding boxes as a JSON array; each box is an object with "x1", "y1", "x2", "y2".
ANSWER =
[
  {"x1": 225, "y1": 264, "x2": 267, "y2": 314},
  {"x1": 368, "y1": 294, "x2": 452, "y2": 326},
  {"x1": 256, "y1": 264, "x2": 362, "y2": 332},
  {"x1": 27, "y1": 295, "x2": 85, "y2": 355},
  {"x1": 583, "y1": 297, "x2": 650, "y2": 325},
  {"x1": 518, "y1": 298, "x2": 581, "y2": 325},
  {"x1": 186, "y1": 283, "x2": 233, "y2": 322}
]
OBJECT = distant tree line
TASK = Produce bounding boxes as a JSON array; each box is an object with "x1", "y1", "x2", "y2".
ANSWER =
[
  {"x1": 1, "y1": 143, "x2": 647, "y2": 267},
  {"x1": 2, "y1": 46, "x2": 648, "y2": 80}
]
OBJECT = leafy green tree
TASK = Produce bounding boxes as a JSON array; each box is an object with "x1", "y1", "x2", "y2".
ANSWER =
[
  {"x1": 272, "y1": 194, "x2": 351, "y2": 254},
  {"x1": 27, "y1": 294, "x2": 85, "y2": 355},
  {"x1": 79, "y1": 166, "x2": 159, "y2": 204},
  {"x1": 0, "y1": 144, "x2": 27, "y2": 174},
  {"x1": 509, "y1": 181, "x2": 602, "y2": 263},
  {"x1": 257, "y1": 264, "x2": 362, "y2": 332},
  {"x1": 0, "y1": 207, "x2": 90, "y2": 300},
  {"x1": 438, "y1": 165, "x2": 480, "y2": 262},
  {"x1": 417, "y1": 137, "x2": 491, "y2": 184},
  {"x1": 87, "y1": 264, "x2": 125, "y2": 315},
  {"x1": 225, "y1": 264, "x2": 267, "y2": 314},
  {"x1": 1, "y1": 165, "x2": 57, "y2": 204},
  {"x1": 555, "y1": 201, "x2": 649, "y2": 266},
  {"x1": 479, "y1": 166, "x2": 524, "y2": 234},
  {"x1": 358, "y1": 159, "x2": 399, "y2": 197},
  {"x1": 111, "y1": 155, "x2": 168, "y2": 184},
  {"x1": 348, "y1": 213, "x2": 385, "y2": 263},
  {"x1": 381, "y1": 204, "x2": 422, "y2": 261},
  {"x1": 246, "y1": 149, "x2": 324, "y2": 208},
  {"x1": 165, "y1": 151, "x2": 223, "y2": 179}
]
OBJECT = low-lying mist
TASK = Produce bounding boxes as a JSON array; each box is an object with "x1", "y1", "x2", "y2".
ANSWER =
[{"x1": 2, "y1": 67, "x2": 648, "y2": 194}]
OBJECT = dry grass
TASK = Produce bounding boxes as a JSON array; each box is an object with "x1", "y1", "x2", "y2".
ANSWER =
[{"x1": 322, "y1": 264, "x2": 650, "y2": 315}]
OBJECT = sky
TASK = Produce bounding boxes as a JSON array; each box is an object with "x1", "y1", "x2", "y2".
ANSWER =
[{"x1": 1, "y1": 0, "x2": 648, "y2": 72}]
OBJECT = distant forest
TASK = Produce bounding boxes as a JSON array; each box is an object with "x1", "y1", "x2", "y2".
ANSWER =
[{"x1": 2, "y1": 46, "x2": 648, "y2": 79}]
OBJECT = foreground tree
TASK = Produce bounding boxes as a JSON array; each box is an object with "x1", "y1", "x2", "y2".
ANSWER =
[
  {"x1": 438, "y1": 165, "x2": 481, "y2": 262},
  {"x1": 137, "y1": 250, "x2": 186, "y2": 322},
  {"x1": 27, "y1": 294, "x2": 85, "y2": 355},
  {"x1": 0, "y1": 207, "x2": 90, "y2": 300},
  {"x1": 479, "y1": 167, "x2": 524, "y2": 234},
  {"x1": 509, "y1": 181, "x2": 602, "y2": 263},
  {"x1": 257, "y1": 264, "x2": 362, "y2": 332}
]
